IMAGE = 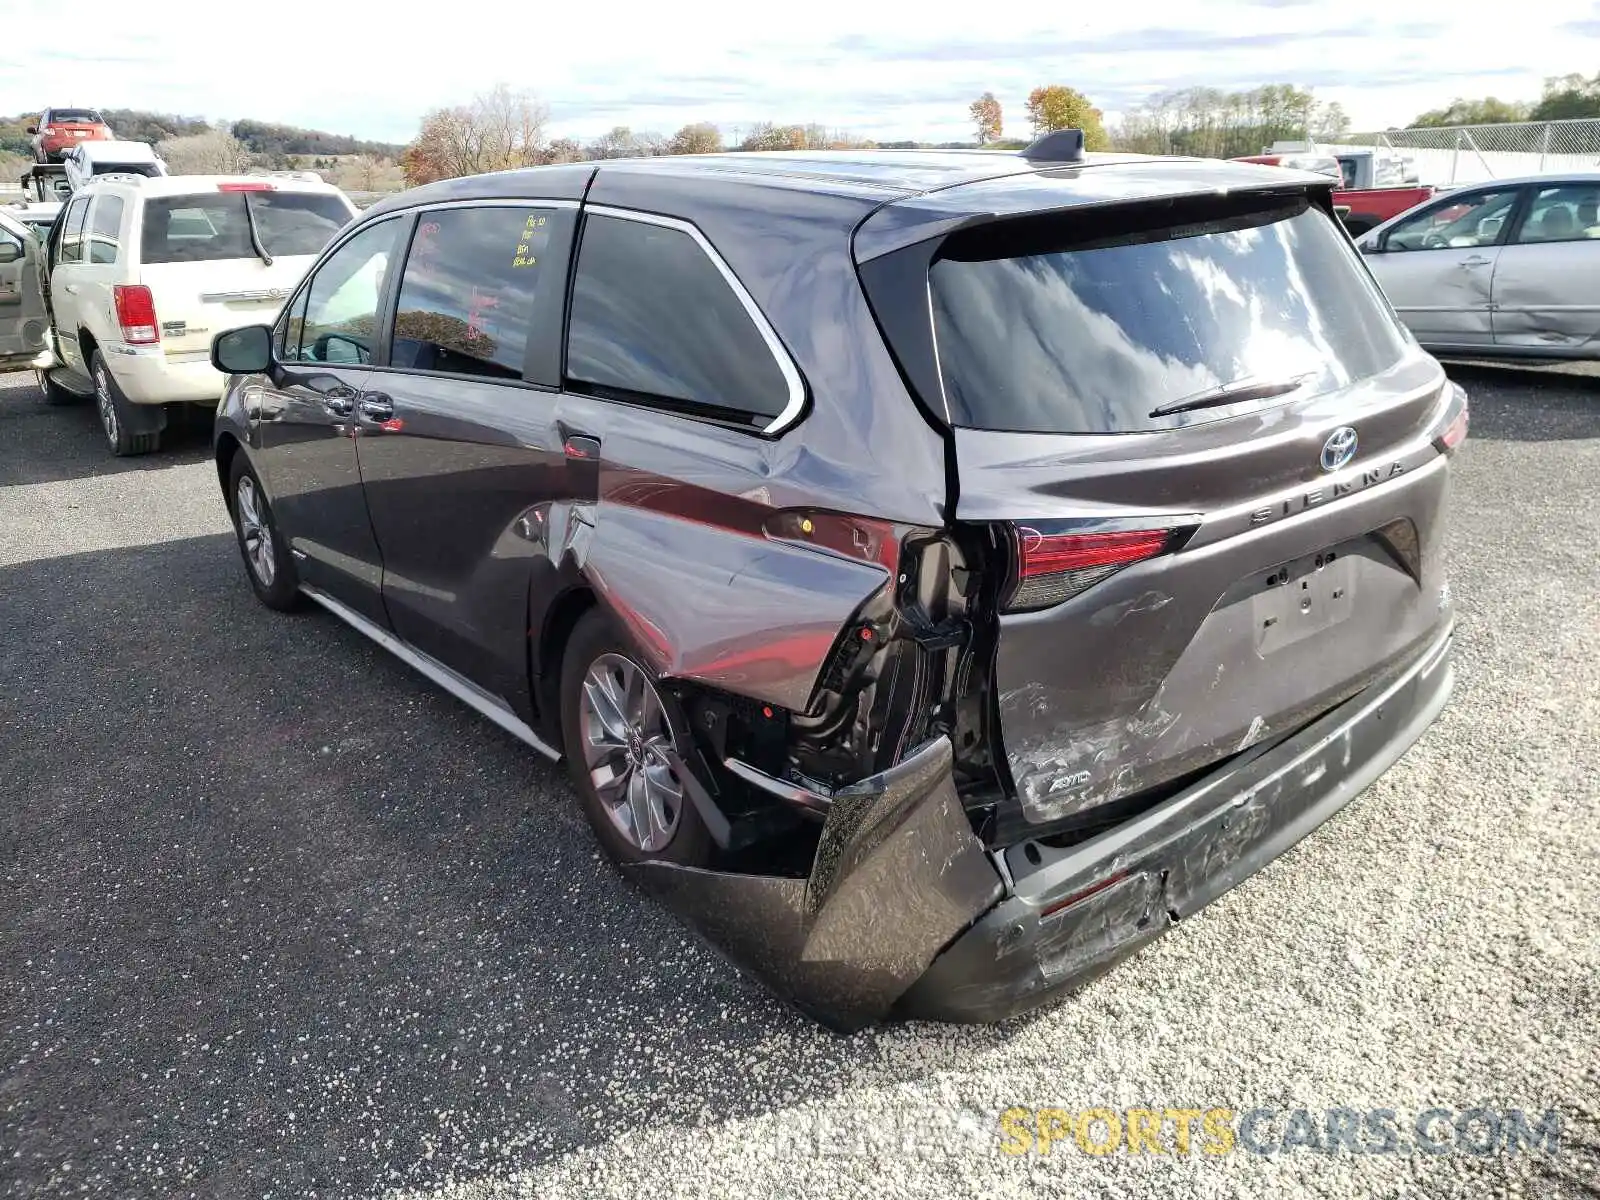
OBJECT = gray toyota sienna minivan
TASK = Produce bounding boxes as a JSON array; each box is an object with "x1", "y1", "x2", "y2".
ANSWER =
[{"x1": 210, "y1": 131, "x2": 1465, "y2": 1028}]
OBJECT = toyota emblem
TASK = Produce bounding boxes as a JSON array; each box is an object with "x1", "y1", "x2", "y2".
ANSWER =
[{"x1": 1320, "y1": 426, "x2": 1358, "y2": 473}]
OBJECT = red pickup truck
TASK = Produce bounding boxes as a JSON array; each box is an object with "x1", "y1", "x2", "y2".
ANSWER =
[{"x1": 1232, "y1": 147, "x2": 1437, "y2": 235}]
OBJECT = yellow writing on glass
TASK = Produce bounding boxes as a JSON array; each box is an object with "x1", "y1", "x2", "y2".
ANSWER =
[{"x1": 997, "y1": 1107, "x2": 1237, "y2": 1156}]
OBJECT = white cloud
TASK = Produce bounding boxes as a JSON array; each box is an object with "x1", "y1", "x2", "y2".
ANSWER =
[{"x1": 2, "y1": 0, "x2": 1597, "y2": 143}]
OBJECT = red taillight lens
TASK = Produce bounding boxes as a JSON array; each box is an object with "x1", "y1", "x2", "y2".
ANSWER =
[
  {"x1": 113, "y1": 285, "x2": 159, "y2": 345},
  {"x1": 218, "y1": 182, "x2": 273, "y2": 192},
  {"x1": 1436, "y1": 383, "x2": 1469, "y2": 452},
  {"x1": 1008, "y1": 526, "x2": 1173, "y2": 611}
]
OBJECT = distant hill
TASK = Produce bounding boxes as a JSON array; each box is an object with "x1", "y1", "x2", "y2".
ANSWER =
[
  {"x1": 229, "y1": 119, "x2": 405, "y2": 160},
  {"x1": 0, "y1": 108, "x2": 404, "y2": 159}
]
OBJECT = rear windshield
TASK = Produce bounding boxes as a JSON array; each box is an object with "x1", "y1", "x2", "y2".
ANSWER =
[
  {"x1": 929, "y1": 197, "x2": 1409, "y2": 433},
  {"x1": 140, "y1": 192, "x2": 351, "y2": 264},
  {"x1": 49, "y1": 109, "x2": 101, "y2": 124},
  {"x1": 91, "y1": 162, "x2": 161, "y2": 178}
]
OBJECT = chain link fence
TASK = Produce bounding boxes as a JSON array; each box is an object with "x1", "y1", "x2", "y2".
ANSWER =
[{"x1": 1337, "y1": 118, "x2": 1600, "y2": 185}]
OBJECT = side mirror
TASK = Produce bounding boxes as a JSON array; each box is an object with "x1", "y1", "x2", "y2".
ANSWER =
[
  {"x1": 26, "y1": 125, "x2": 37, "y2": 135},
  {"x1": 0, "y1": 240, "x2": 21, "y2": 265},
  {"x1": 211, "y1": 324, "x2": 274, "y2": 375}
]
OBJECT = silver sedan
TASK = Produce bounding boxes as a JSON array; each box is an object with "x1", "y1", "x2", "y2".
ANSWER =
[{"x1": 1357, "y1": 173, "x2": 1600, "y2": 359}]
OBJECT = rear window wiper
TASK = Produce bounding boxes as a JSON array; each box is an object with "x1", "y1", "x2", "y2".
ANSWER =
[
  {"x1": 1148, "y1": 374, "x2": 1313, "y2": 419},
  {"x1": 241, "y1": 194, "x2": 274, "y2": 267}
]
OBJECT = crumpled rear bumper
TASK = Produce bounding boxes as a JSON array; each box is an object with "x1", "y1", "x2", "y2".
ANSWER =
[
  {"x1": 627, "y1": 736, "x2": 1005, "y2": 1030},
  {"x1": 900, "y1": 620, "x2": 1454, "y2": 1023},
  {"x1": 629, "y1": 621, "x2": 1454, "y2": 1029}
]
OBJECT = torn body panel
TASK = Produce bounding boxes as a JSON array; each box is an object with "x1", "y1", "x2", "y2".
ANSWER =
[
  {"x1": 900, "y1": 621, "x2": 1454, "y2": 1024},
  {"x1": 988, "y1": 447, "x2": 1454, "y2": 832},
  {"x1": 626, "y1": 736, "x2": 1003, "y2": 1030},
  {"x1": 574, "y1": 499, "x2": 892, "y2": 715}
]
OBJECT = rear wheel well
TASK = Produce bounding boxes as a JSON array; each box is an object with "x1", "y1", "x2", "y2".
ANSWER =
[
  {"x1": 536, "y1": 586, "x2": 597, "y2": 737},
  {"x1": 78, "y1": 327, "x2": 100, "y2": 363}
]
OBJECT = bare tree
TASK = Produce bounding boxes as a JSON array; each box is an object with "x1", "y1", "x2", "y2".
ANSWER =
[
  {"x1": 334, "y1": 154, "x2": 405, "y2": 194},
  {"x1": 1109, "y1": 85, "x2": 1323, "y2": 157},
  {"x1": 545, "y1": 137, "x2": 585, "y2": 164},
  {"x1": 158, "y1": 129, "x2": 251, "y2": 174},
  {"x1": 587, "y1": 127, "x2": 666, "y2": 159},
  {"x1": 402, "y1": 83, "x2": 549, "y2": 184},
  {"x1": 668, "y1": 122, "x2": 723, "y2": 155}
]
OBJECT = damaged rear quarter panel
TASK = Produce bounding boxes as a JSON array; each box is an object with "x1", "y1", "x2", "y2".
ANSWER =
[{"x1": 576, "y1": 496, "x2": 892, "y2": 714}]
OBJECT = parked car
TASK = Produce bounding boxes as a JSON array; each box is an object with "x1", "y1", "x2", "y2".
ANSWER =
[
  {"x1": 207, "y1": 140, "x2": 1465, "y2": 1027},
  {"x1": 5, "y1": 199, "x2": 61, "y2": 240},
  {"x1": 1357, "y1": 173, "x2": 1600, "y2": 358},
  {"x1": 38, "y1": 174, "x2": 357, "y2": 452},
  {"x1": 17, "y1": 163, "x2": 72, "y2": 204},
  {"x1": 28, "y1": 107, "x2": 114, "y2": 163},
  {"x1": 61, "y1": 139, "x2": 167, "y2": 191},
  {"x1": 1232, "y1": 151, "x2": 1342, "y2": 178},
  {"x1": 0, "y1": 208, "x2": 50, "y2": 370},
  {"x1": 1231, "y1": 146, "x2": 1437, "y2": 235}
]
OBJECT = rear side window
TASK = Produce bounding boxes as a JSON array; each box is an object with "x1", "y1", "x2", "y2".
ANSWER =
[
  {"x1": 88, "y1": 195, "x2": 123, "y2": 264},
  {"x1": 389, "y1": 206, "x2": 556, "y2": 380},
  {"x1": 930, "y1": 197, "x2": 1410, "y2": 433},
  {"x1": 566, "y1": 214, "x2": 792, "y2": 424},
  {"x1": 57, "y1": 196, "x2": 90, "y2": 264},
  {"x1": 139, "y1": 192, "x2": 351, "y2": 264}
]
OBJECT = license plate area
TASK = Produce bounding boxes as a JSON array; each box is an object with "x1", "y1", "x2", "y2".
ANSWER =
[{"x1": 1253, "y1": 547, "x2": 1354, "y2": 656}]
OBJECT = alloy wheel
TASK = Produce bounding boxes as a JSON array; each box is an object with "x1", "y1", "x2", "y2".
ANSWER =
[
  {"x1": 234, "y1": 476, "x2": 277, "y2": 587},
  {"x1": 578, "y1": 652, "x2": 684, "y2": 853}
]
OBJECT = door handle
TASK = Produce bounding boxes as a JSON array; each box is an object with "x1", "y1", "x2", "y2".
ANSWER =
[
  {"x1": 320, "y1": 384, "x2": 356, "y2": 416},
  {"x1": 1459, "y1": 256, "x2": 1493, "y2": 268},
  {"x1": 62, "y1": 283, "x2": 77, "y2": 294},
  {"x1": 357, "y1": 392, "x2": 394, "y2": 421}
]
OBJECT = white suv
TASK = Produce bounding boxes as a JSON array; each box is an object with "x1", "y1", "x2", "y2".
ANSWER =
[{"x1": 41, "y1": 174, "x2": 357, "y2": 455}]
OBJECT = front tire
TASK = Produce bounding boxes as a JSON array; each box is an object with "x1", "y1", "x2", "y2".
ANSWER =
[
  {"x1": 92, "y1": 352, "x2": 159, "y2": 456},
  {"x1": 560, "y1": 611, "x2": 713, "y2": 867},
  {"x1": 228, "y1": 454, "x2": 300, "y2": 611}
]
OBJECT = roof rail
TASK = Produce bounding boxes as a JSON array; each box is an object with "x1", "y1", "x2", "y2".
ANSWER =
[
  {"x1": 245, "y1": 169, "x2": 325, "y2": 183},
  {"x1": 82, "y1": 172, "x2": 151, "y2": 187},
  {"x1": 1020, "y1": 128, "x2": 1086, "y2": 164}
]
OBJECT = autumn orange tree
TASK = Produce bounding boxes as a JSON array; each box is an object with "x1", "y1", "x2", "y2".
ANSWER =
[
  {"x1": 1024, "y1": 86, "x2": 1110, "y2": 150},
  {"x1": 969, "y1": 93, "x2": 1003, "y2": 145},
  {"x1": 401, "y1": 84, "x2": 549, "y2": 185},
  {"x1": 669, "y1": 122, "x2": 724, "y2": 154}
]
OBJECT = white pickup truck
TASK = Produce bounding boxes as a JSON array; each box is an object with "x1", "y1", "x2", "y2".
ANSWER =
[
  {"x1": 40, "y1": 173, "x2": 357, "y2": 454},
  {"x1": 61, "y1": 139, "x2": 168, "y2": 191}
]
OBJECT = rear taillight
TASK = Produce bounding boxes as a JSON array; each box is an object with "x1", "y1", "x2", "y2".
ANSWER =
[
  {"x1": 1006, "y1": 526, "x2": 1173, "y2": 611},
  {"x1": 113, "y1": 285, "x2": 159, "y2": 345},
  {"x1": 218, "y1": 182, "x2": 273, "y2": 192},
  {"x1": 1435, "y1": 382, "x2": 1469, "y2": 452}
]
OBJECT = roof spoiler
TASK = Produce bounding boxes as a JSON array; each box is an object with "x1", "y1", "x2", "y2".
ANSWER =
[{"x1": 1020, "y1": 128, "x2": 1086, "y2": 164}]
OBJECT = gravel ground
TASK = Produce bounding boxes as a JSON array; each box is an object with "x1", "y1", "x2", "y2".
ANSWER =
[{"x1": 1, "y1": 366, "x2": 1596, "y2": 1199}]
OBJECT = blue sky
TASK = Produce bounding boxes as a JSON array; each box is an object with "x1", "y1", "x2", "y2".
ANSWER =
[{"x1": 5, "y1": 1, "x2": 1598, "y2": 144}]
